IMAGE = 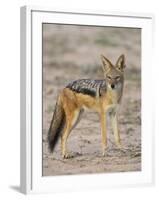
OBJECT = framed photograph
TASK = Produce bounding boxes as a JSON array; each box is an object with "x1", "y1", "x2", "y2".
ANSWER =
[{"x1": 20, "y1": 6, "x2": 154, "y2": 194}]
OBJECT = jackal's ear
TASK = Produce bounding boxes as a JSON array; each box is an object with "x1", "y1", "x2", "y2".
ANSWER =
[
  {"x1": 101, "y1": 55, "x2": 112, "y2": 73},
  {"x1": 116, "y1": 54, "x2": 126, "y2": 71}
]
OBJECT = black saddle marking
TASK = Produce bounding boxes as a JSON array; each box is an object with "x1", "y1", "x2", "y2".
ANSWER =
[{"x1": 66, "y1": 79, "x2": 106, "y2": 97}]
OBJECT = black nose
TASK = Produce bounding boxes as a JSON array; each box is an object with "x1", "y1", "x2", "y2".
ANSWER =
[{"x1": 111, "y1": 84, "x2": 115, "y2": 89}]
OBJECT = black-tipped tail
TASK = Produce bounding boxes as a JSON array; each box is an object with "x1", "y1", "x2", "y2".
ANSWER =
[{"x1": 48, "y1": 101, "x2": 65, "y2": 152}]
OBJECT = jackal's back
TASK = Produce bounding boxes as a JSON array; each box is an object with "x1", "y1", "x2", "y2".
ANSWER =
[{"x1": 66, "y1": 79, "x2": 107, "y2": 98}]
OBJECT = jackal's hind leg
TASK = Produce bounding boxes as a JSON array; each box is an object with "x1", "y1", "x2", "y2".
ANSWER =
[
  {"x1": 61, "y1": 124, "x2": 72, "y2": 159},
  {"x1": 61, "y1": 109, "x2": 81, "y2": 159}
]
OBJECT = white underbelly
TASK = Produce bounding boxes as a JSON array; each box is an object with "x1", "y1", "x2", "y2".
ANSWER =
[{"x1": 82, "y1": 105, "x2": 100, "y2": 113}]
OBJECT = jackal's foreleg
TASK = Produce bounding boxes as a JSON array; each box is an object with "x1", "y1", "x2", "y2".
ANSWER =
[
  {"x1": 110, "y1": 112, "x2": 122, "y2": 148},
  {"x1": 100, "y1": 111, "x2": 107, "y2": 156}
]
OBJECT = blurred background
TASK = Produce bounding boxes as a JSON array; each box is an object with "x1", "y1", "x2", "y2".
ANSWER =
[{"x1": 42, "y1": 24, "x2": 141, "y2": 176}]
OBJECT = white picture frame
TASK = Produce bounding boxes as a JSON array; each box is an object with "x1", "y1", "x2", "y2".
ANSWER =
[{"x1": 20, "y1": 6, "x2": 154, "y2": 194}]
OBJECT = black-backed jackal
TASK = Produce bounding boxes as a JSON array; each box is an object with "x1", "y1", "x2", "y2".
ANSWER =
[{"x1": 48, "y1": 55, "x2": 126, "y2": 158}]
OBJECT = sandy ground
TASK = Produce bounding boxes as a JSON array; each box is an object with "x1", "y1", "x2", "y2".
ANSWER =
[{"x1": 42, "y1": 24, "x2": 141, "y2": 176}]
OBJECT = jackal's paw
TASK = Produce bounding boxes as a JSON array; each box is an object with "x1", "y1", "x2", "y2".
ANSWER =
[
  {"x1": 102, "y1": 151, "x2": 107, "y2": 157},
  {"x1": 116, "y1": 144, "x2": 127, "y2": 153},
  {"x1": 102, "y1": 148, "x2": 108, "y2": 157},
  {"x1": 62, "y1": 152, "x2": 74, "y2": 159},
  {"x1": 116, "y1": 143, "x2": 123, "y2": 149}
]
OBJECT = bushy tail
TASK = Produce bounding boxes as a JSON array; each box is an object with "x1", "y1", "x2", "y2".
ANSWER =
[{"x1": 48, "y1": 98, "x2": 65, "y2": 152}]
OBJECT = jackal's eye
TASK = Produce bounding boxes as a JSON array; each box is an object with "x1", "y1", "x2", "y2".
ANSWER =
[
  {"x1": 115, "y1": 76, "x2": 120, "y2": 80},
  {"x1": 107, "y1": 76, "x2": 111, "y2": 80}
]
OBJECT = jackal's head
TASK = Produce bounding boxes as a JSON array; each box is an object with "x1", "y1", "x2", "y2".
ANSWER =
[{"x1": 101, "y1": 54, "x2": 126, "y2": 90}]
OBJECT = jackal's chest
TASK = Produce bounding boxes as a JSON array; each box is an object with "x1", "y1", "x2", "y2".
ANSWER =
[
  {"x1": 104, "y1": 88, "x2": 122, "y2": 105},
  {"x1": 105, "y1": 103, "x2": 119, "y2": 114},
  {"x1": 102, "y1": 91, "x2": 121, "y2": 113}
]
